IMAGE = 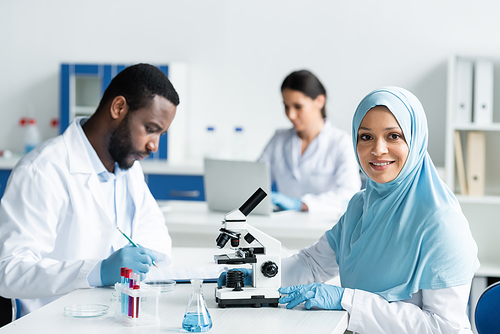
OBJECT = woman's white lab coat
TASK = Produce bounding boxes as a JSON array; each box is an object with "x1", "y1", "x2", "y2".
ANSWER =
[
  {"x1": 258, "y1": 121, "x2": 361, "y2": 214},
  {"x1": 282, "y1": 234, "x2": 473, "y2": 333},
  {"x1": 0, "y1": 119, "x2": 172, "y2": 315}
]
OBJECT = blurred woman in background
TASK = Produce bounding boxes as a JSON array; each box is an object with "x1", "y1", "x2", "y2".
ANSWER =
[{"x1": 258, "y1": 70, "x2": 361, "y2": 215}]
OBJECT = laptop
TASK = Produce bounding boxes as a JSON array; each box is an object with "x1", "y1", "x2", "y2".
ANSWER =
[{"x1": 204, "y1": 158, "x2": 281, "y2": 215}]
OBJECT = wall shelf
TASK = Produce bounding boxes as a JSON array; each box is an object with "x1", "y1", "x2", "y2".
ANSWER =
[
  {"x1": 445, "y1": 54, "x2": 500, "y2": 196},
  {"x1": 456, "y1": 195, "x2": 500, "y2": 205},
  {"x1": 454, "y1": 123, "x2": 500, "y2": 131}
]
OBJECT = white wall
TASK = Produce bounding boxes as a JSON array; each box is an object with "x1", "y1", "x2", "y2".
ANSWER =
[{"x1": 2, "y1": 0, "x2": 500, "y2": 165}]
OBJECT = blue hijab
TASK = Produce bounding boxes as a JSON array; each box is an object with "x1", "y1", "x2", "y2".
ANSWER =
[{"x1": 325, "y1": 87, "x2": 479, "y2": 301}]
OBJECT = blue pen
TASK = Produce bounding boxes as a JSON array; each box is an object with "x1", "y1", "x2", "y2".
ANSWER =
[{"x1": 116, "y1": 227, "x2": 158, "y2": 268}]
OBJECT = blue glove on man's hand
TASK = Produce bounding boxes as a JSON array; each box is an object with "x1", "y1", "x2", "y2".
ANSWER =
[
  {"x1": 272, "y1": 191, "x2": 302, "y2": 211},
  {"x1": 217, "y1": 268, "x2": 253, "y2": 287},
  {"x1": 279, "y1": 283, "x2": 345, "y2": 310},
  {"x1": 101, "y1": 245, "x2": 157, "y2": 286}
]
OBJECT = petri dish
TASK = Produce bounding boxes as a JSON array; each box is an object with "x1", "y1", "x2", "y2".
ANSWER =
[
  {"x1": 146, "y1": 280, "x2": 176, "y2": 293},
  {"x1": 64, "y1": 304, "x2": 109, "y2": 317}
]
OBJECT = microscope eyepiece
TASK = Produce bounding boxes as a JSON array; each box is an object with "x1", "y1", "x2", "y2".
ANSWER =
[{"x1": 239, "y1": 188, "x2": 267, "y2": 216}]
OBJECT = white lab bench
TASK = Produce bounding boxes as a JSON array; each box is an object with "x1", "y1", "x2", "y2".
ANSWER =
[
  {"x1": 159, "y1": 200, "x2": 339, "y2": 250},
  {"x1": 0, "y1": 248, "x2": 348, "y2": 334}
]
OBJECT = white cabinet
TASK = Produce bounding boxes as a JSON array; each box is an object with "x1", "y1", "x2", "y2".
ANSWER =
[
  {"x1": 446, "y1": 55, "x2": 500, "y2": 333},
  {"x1": 445, "y1": 54, "x2": 500, "y2": 203}
]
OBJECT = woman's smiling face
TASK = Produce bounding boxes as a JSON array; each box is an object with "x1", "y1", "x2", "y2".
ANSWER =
[{"x1": 356, "y1": 106, "x2": 409, "y2": 183}]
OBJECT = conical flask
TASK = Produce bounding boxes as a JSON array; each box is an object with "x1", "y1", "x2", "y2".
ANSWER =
[{"x1": 182, "y1": 279, "x2": 213, "y2": 332}]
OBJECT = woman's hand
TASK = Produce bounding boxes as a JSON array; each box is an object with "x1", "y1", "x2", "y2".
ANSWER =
[
  {"x1": 279, "y1": 283, "x2": 345, "y2": 310},
  {"x1": 272, "y1": 191, "x2": 303, "y2": 211}
]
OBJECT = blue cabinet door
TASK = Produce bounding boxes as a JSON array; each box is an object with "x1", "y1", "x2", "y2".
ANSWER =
[
  {"x1": 0, "y1": 170, "x2": 12, "y2": 198},
  {"x1": 147, "y1": 174, "x2": 205, "y2": 201}
]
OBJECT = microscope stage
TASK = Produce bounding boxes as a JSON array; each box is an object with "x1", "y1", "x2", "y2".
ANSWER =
[
  {"x1": 214, "y1": 253, "x2": 257, "y2": 264},
  {"x1": 215, "y1": 286, "x2": 280, "y2": 308}
]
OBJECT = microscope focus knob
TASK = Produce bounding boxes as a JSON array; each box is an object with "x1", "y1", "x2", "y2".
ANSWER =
[{"x1": 261, "y1": 261, "x2": 278, "y2": 278}]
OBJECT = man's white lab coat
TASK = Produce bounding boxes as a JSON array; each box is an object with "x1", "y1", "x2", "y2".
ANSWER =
[{"x1": 0, "y1": 119, "x2": 172, "y2": 316}]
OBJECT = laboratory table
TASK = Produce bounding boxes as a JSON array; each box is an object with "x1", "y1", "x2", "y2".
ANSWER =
[
  {"x1": 0, "y1": 285, "x2": 347, "y2": 334},
  {"x1": 0, "y1": 247, "x2": 347, "y2": 334},
  {"x1": 159, "y1": 200, "x2": 340, "y2": 250}
]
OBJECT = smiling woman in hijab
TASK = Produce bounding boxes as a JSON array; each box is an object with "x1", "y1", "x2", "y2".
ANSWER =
[{"x1": 279, "y1": 87, "x2": 479, "y2": 333}]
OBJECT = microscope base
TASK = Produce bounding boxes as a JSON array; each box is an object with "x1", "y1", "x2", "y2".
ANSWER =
[{"x1": 215, "y1": 296, "x2": 279, "y2": 308}]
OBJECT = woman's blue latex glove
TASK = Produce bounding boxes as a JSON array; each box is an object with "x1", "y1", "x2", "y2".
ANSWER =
[
  {"x1": 217, "y1": 268, "x2": 253, "y2": 287},
  {"x1": 101, "y1": 245, "x2": 157, "y2": 286},
  {"x1": 279, "y1": 283, "x2": 345, "y2": 310},
  {"x1": 272, "y1": 191, "x2": 302, "y2": 211}
]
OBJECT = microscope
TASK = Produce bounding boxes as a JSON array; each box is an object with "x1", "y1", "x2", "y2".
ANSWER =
[{"x1": 214, "y1": 188, "x2": 281, "y2": 308}]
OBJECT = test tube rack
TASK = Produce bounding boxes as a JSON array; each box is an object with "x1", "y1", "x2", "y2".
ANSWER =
[{"x1": 114, "y1": 283, "x2": 160, "y2": 326}]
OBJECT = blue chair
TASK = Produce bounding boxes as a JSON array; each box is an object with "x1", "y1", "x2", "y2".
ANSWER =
[
  {"x1": 0, "y1": 297, "x2": 12, "y2": 327},
  {"x1": 475, "y1": 281, "x2": 500, "y2": 334},
  {"x1": 0, "y1": 297, "x2": 20, "y2": 328}
]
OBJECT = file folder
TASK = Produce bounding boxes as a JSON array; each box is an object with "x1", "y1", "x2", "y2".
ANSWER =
[
  {"x1": 473, "y1": 60, "x2": 494, "y2": 124},
  {"x1": 455, "y1": 58, "x2": 473, "y2": 125},
  {"x1": 454, "y1": 131, "x2": 468, "y2": 195},
  {"x1": 466, "y1": 131, "x2": 485, "y2": 196}
]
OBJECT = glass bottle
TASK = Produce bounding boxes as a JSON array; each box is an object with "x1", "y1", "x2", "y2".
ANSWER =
[
  {"x1": 23, "y1": 118, "x2": 41, "y2": 154},
  {"x1": 204, "y1": 126, "x2": 218, "y2": 158},
  {"x1": 232, "y1": 126, "x2": 245, "y2": 160},
  {"x1": 182, "y1": 279, "x2": 212, "y2": 332}
]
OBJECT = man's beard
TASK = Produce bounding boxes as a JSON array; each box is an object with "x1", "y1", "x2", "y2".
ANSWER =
[{"x1": 108, "y1": 114, "x2": 138, "y2": 170}]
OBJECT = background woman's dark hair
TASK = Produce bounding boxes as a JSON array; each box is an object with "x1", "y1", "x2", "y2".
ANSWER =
[
  {"x1": 281, "y1": 70, "x2": 327, "y2": 118},
  {"x1": 97, "y1": 63, "x2": 180, "y2": 113}
]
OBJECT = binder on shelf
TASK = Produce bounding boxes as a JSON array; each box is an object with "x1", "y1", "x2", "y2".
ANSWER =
[
  {"x1": 473, "y1": 59, "x2": 494, "y2": 125},
  {"x1": 454, "y1": 131, "x2": 468, "y2": 195},
  {"x1": 466, "y1": 131, "x2": 485, "y2": 196},
  {"x1": 455, "y1": 58, "x2": 473, "y2": 125}
]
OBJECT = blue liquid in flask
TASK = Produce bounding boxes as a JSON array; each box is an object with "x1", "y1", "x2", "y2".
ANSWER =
[
  {"x1": 182, "y1": 312, "x2": 212, "y2": 332},
  {"x1": 182, "y1": 279, "x2": 212, "y2": 332}
]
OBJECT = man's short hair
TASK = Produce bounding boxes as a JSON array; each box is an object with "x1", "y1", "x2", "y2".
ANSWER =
[{"x1": 97, "y1": 63, "x2": 180, "y2": 112}]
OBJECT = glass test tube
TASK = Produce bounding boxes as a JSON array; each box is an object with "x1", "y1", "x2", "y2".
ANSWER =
[
  {"x1": 133, "y1": 272, "x2": 140, "y2": 318},
  {"x1": 120, "y1": 267, "x2": 128, "y2": 314},
  {"x1": 128, "y1": 270, "x2": 134, "y2": 317}
]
